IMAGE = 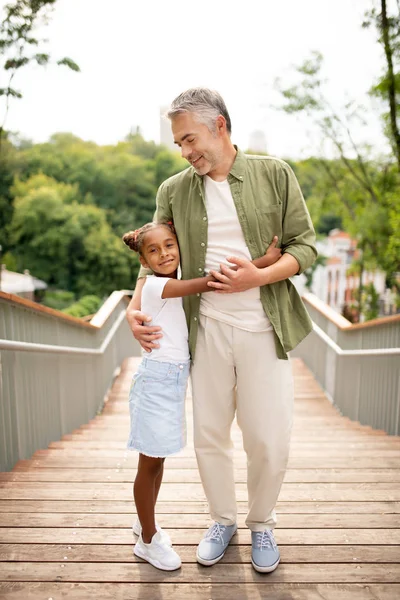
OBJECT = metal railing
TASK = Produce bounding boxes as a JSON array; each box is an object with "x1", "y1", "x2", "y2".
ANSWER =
[
  {"x1": 292, "y1": 293, "x2": 400, "y2": 436},
  {"x1": 0, "y1": 290, "x2": 140, "y2": 471}
]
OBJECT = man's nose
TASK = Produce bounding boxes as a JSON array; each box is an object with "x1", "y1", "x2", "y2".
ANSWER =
[{"x1": 181, "y1": 145, "x2": 191, "y2": 160}]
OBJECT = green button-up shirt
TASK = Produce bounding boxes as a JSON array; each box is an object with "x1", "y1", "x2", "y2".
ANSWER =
[{"x1": 139, "y1": 148, "x2": 317, "y2": 360}]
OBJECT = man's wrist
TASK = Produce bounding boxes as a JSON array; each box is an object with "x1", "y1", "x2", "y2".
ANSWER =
[{"x1": 258, "y1": 266, "x2": 271, "y2": 286}]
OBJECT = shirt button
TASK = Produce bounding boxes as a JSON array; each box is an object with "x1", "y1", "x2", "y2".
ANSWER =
[
  {"x1": 196, "y1": 293, "x2": 200, "y2": 297},
  {"x1": 201, "y1": 242, "x2": 205, "y2": 247},
  {"x1": 198, "y1": 268, "x2": 202, "y2": 272},
  {"x1": 203, "y1": 216, "x2": 207, "y2": 221},
  {"x1": 194, "y1": 317, "x2": 198, "y2": 321},
  {"x1": 179, "y1": 364, "x2": 183, "y2": 370}
]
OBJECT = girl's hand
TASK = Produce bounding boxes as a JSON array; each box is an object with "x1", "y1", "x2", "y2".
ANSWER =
[{"x1": 264, "y1": 236, "x2": 282, "y2": 266}]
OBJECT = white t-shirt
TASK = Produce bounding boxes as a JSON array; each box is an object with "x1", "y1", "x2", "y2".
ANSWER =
[
  {"x1": 142, "y1": 276, "x2": 189, "y2": 363},
  {"x1": 200, "y1": 175, "x2": 272, "y2": 332}
]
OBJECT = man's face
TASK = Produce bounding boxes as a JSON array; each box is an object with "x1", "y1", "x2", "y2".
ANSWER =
[{"x1": 171, "y1": 112, "x2": 224, "y2": 176}]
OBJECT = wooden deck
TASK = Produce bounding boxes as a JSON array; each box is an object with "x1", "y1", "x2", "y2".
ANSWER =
[{"x1": 0, "y1": 357, "x2": 399, "y2": 599}]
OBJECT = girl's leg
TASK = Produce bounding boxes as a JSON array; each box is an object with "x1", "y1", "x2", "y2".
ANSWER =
[
  {"x1": 154, "y1": 460, "x2": 164, "y2": 504},
  {"x1": 134, "y1": 454, "x2": 165, "y2": 543}
]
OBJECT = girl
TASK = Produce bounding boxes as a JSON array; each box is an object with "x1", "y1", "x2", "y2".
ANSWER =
[{"x1": 122, "y1": 221, "x2": 281, "y2": 571}]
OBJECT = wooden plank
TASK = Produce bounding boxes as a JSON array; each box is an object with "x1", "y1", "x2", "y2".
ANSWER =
[
  {"x1": 1, "y1": 486, "x2": 399, "y2": 502},
  {"x1": 0, "y1": 528, "x2": 399, "y2": 545},
  {"x1": 0, "y1": 583, "x2": 399, "y2": 600},
  {"x1": 0, "y1": 562, "x2": 399, "y2": 583},
  {"x1": 1, "y1": 512, "x2": 400, "y2": 529},
  {"x1": 2, "y1": 468, "x2": 400, "y2": 483},
  {"x1": 1, "y1": 543, "x2": 399, "y2": 564},
  {"x1": 46, "y1": 440, "x2": 400, "y2": 449},
  {"x1": 16, "y1": 456, "x2": 400, "y2": 468},
  {"x1": 1, "y1": 500, "x2": 398, "y2": 514}
]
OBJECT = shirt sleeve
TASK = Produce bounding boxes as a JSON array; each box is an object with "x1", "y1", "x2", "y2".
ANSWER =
[
  {"x1": 143, "y1": 276, "x2": 171, "y2": 304},
  {"x1": 279, "y1": 162, "x2": 318, "y2": 274}
]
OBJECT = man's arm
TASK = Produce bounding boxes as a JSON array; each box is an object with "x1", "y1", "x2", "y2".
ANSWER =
[
  {"x1": 126, "y1": 278, "x2": 163, "y2": 352},
  {"x1": 208, "y1": 253, "x2": 299, "y2": 293},
  {"x1": 165, "y1": 237, "x2": 282, "y2": 298},
  {"x1": 208, "y1": 163, "x2": 317, "y2": 293},
  {"x1": 279, "y1": 162, "x2": 317, "y2": 274}
]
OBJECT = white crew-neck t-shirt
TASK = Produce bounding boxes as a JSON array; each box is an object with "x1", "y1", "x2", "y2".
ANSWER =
[
  {"x1": 142, "y1": 276, "x2": 189, "y2": 363},
  {"x1": 199, "y1": 176, "x2": 272, "y2": 332}
]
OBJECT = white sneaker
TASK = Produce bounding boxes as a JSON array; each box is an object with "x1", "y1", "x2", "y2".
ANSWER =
[
  {"x1": 134, "y1": 531, "x2": 181, "y2": 571},
  {"x1": 132, "y1": 518, "x2": 172, "y2": 546}
]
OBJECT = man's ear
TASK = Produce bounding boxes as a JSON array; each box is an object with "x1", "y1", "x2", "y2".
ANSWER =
[
  {"x1": 139, "y1": 255, "x2": 149, "y2": 269},
  {"x1": 216, "y1": 115, "x2": 226, "y2": 135}
]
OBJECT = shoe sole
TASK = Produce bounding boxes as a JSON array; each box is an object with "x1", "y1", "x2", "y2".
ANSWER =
[
  {"x1": 251, "y1": 556, "x2": 280, "y2": 573},
  {"x1": 134, "y1": 547, "x2": 181, "y2": 571},
  {"x1": 196, "y1": 528, "x2": 237, "y2": 566}
]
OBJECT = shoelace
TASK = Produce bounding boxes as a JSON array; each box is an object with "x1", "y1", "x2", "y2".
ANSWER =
[
  {"x1": 256, "y1": 530, "x2": 277, "y2": 551},
  {"x1": 206, "y1": 523, "x2": 227, "y2": 543}
]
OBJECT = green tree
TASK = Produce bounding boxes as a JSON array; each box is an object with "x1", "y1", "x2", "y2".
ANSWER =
[
  {"x1": 63, "y1": 295, "x2": 102, "y2": 318},
  {"x1": 275, "y1": 52, "x2": 399, "y2": 288},
  {"x1": 364, "y1": 1, "x2": 400, "y2": 170},
  {"x1": 8, "y1": 174, "x2": 137, "y2": 295},
  {"x1": 0, "y1": 134, "x2": 17, "y2": 248},
  {"x1": 0, "y1": 0, "x2": 79, "y2": 150}
]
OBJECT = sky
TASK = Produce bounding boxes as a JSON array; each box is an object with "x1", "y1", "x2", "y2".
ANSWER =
[{"x1": 0, "y1": 0, "x2": 391, "y2": 159}]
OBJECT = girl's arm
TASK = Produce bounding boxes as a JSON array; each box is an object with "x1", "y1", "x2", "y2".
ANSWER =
[{"x1": 162, "y1": 275, "x2": 216, "y2": 299}]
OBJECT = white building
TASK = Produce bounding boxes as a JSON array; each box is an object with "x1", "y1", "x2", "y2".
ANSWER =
[{"x1": 0, "y1": 266, "x2": 47, "y2": 301}]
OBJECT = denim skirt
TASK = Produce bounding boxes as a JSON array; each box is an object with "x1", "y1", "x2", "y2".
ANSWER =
[{"x1": 127, "y1": 357, "x2": 190, "y2": 457}]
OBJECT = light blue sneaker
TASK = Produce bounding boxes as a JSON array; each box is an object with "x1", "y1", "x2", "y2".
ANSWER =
[
  {"x1": 196, "y1": 522, "x2": 237, "y2": 566},
  {"x1": 251, "y1": 529, "x2": 280, "y2": 573}
]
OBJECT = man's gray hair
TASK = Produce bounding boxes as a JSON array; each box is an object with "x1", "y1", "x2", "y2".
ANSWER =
[{"x1": 167, "y1": 88, "x2": 232, "y2": 134}]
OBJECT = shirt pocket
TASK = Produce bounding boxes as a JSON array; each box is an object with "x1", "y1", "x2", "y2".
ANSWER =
[{"x1": 255, "y1": 205, "x2": 283, "y2": 247}]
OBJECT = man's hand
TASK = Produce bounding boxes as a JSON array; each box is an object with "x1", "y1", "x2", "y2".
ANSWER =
[
  {"x1": 128, "y1": 310, "x2": 162, "y2": 352},
  {"x1": 208, "y1": 257, "x2": 264, "y2": 293}
]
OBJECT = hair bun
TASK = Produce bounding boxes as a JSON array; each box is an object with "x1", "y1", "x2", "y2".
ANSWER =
[{"x1": 122, "y1": 231, "x2": 137, "y2": 250}]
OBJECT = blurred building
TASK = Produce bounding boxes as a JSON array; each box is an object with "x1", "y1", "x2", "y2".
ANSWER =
[
  {"x1": 311, "y1": 230, "x2": 386, "y2": 318},
  {"x1": 248, "y1": 130, "x2": 267, "y2": 153},
  {"x1": 160, "y1": 106, "x2": 176, "y2": 152},
  {"x1": 0, "y1": 266, "x2": 47, "y2": 301}
]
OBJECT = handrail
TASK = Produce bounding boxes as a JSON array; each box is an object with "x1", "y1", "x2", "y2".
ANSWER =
[
  {"x1": 303, "y1": 292, "x2": 400, "y2": 331},
  {"x1": 292, "y1": 300, "x2": 400, "y2": 436},
  {"x1": 0, "y1": 289, "x2": 140, "y2": 472},
  {"x1": 0, "y1": 310, "x2": 126, "y2": 355},
  {"x1": 312, "y1": 322, "x2": 400, "y2": 356}
]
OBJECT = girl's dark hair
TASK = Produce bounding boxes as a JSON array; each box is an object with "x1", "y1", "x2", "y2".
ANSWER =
[{"x1": 122, "y1": 221, "x2": 176, "y2": 255}]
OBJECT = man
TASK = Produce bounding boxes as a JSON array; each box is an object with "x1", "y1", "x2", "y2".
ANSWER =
[{"x1": 126, "y1": 88, "x2": 317, "y2": 573}]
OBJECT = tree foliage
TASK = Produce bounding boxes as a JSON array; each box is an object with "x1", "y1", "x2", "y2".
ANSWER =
[
  {"x1": 364, "y1": 0, "x2": 400, "y2": 170},
  {"x1": 0, "y1": 0, "x2": 79, "y2": 148},
  {"x1": 2, "y1": 132, "x2": 187, "y2": 300},
  {"x1": 275, "y1": 52, "x2": 400, "y2": 283}
]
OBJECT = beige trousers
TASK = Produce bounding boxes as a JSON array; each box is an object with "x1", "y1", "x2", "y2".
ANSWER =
[{"x1": 191, "y1": 315, "x2": 294, "y2": 531}]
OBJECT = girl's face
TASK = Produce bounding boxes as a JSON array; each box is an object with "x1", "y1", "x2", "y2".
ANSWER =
[{"x1": 140, "y1": 226, "x2": 180, "y2": 277}]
